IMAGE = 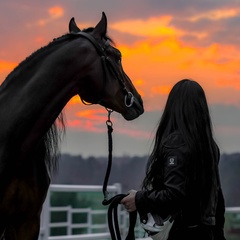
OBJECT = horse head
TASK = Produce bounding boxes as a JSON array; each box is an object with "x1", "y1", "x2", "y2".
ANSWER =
[{"x1": 69, "y1": 12, "x2": 144, "y2": 121}]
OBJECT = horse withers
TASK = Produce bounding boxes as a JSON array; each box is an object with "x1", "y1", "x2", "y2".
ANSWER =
[{"x1": 0, "y1": 12, "x2": 143, "y2": 240}]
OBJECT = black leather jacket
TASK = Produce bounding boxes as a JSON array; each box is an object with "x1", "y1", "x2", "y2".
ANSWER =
[{"x1": 135, "y1": 132, "x2": 225, "y2": 236}]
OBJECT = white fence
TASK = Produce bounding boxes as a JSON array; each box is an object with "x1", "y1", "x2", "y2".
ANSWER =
[{"x1": 38, "y1": 184, "x2": 147, "y2": 240}]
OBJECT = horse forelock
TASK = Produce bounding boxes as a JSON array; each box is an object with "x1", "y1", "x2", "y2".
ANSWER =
[{"x1": 82, "y1": 27, "x2": 115, "y2": 45}]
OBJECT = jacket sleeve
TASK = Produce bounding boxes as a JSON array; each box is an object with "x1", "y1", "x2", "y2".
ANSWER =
[{"x1": 135, "y1": 142, "x2": 188, "y2": 220}]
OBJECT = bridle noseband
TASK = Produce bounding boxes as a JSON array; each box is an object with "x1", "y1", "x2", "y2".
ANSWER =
[{"x1": 73, "y1": 31, "x2": 136, "y2": 108}]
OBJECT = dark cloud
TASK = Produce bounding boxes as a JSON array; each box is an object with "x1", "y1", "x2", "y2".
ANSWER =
[
  {"x1": 1, "y1": 0, "x2": 240, "y2": 52},
  {"x1": 1, "y1": 0, "x2": 239, "y2": 23},
  {"x1": 170, "y1": 15, "x2": 240, "y2": 47},
  {"x1": 210, "y1": 17, "x2": 240, "y2": 45},
  {"x1": 60, "y1": 0, "x2": 238, "y2": 22},
  {"x1": 109, "y1": 29, "x2": 146, "y2": 45}
]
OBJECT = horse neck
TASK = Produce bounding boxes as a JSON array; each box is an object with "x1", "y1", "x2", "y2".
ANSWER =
[{"x1": 0, "y1": 37, "x2": 89, "y2": 153}]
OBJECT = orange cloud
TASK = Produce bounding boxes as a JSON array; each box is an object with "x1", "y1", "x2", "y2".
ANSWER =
[
  {"x1": 110, "y1": 16, "x2": 183, "y2": 37},
  {"x1": 37, "y1": 6, "x2": 64, "y2": 27},
  {"x1": 0, "y1": 60, "x2": 17, "y2": 83},
  {"x1": 217, "y1": 78, "x2": 240, "y2": 90},
  {"x1": 67, "y1": 119, "x2": 104, "y2": 132},
  {"x1": 63, "y1": 108, "x2": 110, "y2": 132},
  {"x1": 67, "y1": 109, "x2": 106, "y2": 132},
  {"x1": 118, "y1": 35, "x2": 240, "y2": 108},
  {"x1": 76, "y1": 109, "x2": 106, "y2": 121},
  {"x1": 48, "y1": 6, "x2": 64, "y2": 19},
  {"x1": 0, "y1": 60, "x2": 17, "y2": 71},
  {"x1": 110, "y1": 15, "x2": 209, "y2": 41},
  {"x1": 151, "y1": 85, "x2": 171, "y2": 95}
]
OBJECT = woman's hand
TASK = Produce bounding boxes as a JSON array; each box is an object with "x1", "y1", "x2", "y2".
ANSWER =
[{"x1": 120, "y1": 189, "x2": 137, "y2": 212}]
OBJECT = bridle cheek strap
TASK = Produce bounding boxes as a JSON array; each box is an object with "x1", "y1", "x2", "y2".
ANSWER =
[
  {"x1": 74, "y1": 31, "x2": 136, "y2": 108},
  {"x1": 101, "y1": 55, "x2": 136, "y2": 109}
]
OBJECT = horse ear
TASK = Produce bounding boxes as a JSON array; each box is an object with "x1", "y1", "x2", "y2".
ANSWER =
[
  {"x1": 69, "y1": 17, "x2": 81, "y2": 33},
  {"x1": 92, "y1": 12, "x2": 107, "y2": 39}
]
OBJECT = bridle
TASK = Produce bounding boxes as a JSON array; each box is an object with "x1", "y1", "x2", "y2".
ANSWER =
[{"x1": 73, "y1": 31, "x2": 137, "y2": 108}]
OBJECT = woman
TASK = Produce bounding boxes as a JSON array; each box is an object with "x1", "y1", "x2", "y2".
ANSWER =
[{"x1": 121, "y1": 79, "x2": 226, "y2": 240}]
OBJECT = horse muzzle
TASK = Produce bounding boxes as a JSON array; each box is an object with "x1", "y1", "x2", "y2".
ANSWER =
[{"x1": 123, "y1": 93, "x2": 144, "y2": 120}]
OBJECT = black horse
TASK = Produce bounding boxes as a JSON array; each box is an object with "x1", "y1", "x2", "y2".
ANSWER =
[{"x1": 0, "y1": 12, "x2": 144, "y2": 239}]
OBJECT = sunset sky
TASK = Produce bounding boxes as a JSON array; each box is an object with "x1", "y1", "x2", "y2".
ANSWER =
[{"x1": 1, "y1": 0, "x2": 240, "y2": 157}]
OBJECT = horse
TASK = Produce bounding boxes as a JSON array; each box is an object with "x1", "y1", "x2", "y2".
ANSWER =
[{"x1": 0, "y1": 12, "x2": 144, "y2": 240}]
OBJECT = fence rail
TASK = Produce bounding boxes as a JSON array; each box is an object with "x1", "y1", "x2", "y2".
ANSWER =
[
  {"x1": 39, "y1": 183, "x2": 140, "y2": 240},
  {"x1": 48, "y1": 233, "x2": 111, "y2": 240}
]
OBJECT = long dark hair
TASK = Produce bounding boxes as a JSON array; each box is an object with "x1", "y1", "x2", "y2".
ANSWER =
[{"x1": 142, "y1": 79, "x2": 219, "y2": 193}]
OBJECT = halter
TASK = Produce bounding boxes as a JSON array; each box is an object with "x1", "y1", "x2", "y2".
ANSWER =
[{"x1": 74, "y1": 31, "x2": 136, "y2": 108}]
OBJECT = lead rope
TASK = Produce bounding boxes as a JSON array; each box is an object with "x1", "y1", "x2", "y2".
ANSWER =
[
  {"x1": 102, "y1": 108, "x2": 113, "y2": 201},
  {"x1": 102, "y1": 109, "x2": 137, "y2": 240}
]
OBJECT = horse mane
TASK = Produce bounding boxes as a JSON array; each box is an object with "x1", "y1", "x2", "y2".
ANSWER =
[
  {"x1": 4, "y1": 34, "x2": 75, "y2": 83},
  {"x1": 43, "y1": 112, "x2": 65, "y2": 175},
  {"x1": 5, "y1": 27, "x2": 113, "y2": 84}
]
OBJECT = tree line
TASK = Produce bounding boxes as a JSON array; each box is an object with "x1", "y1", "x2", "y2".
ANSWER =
[{"x1": 52, "y1": 153, "x2": 240, "y2": 207}]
